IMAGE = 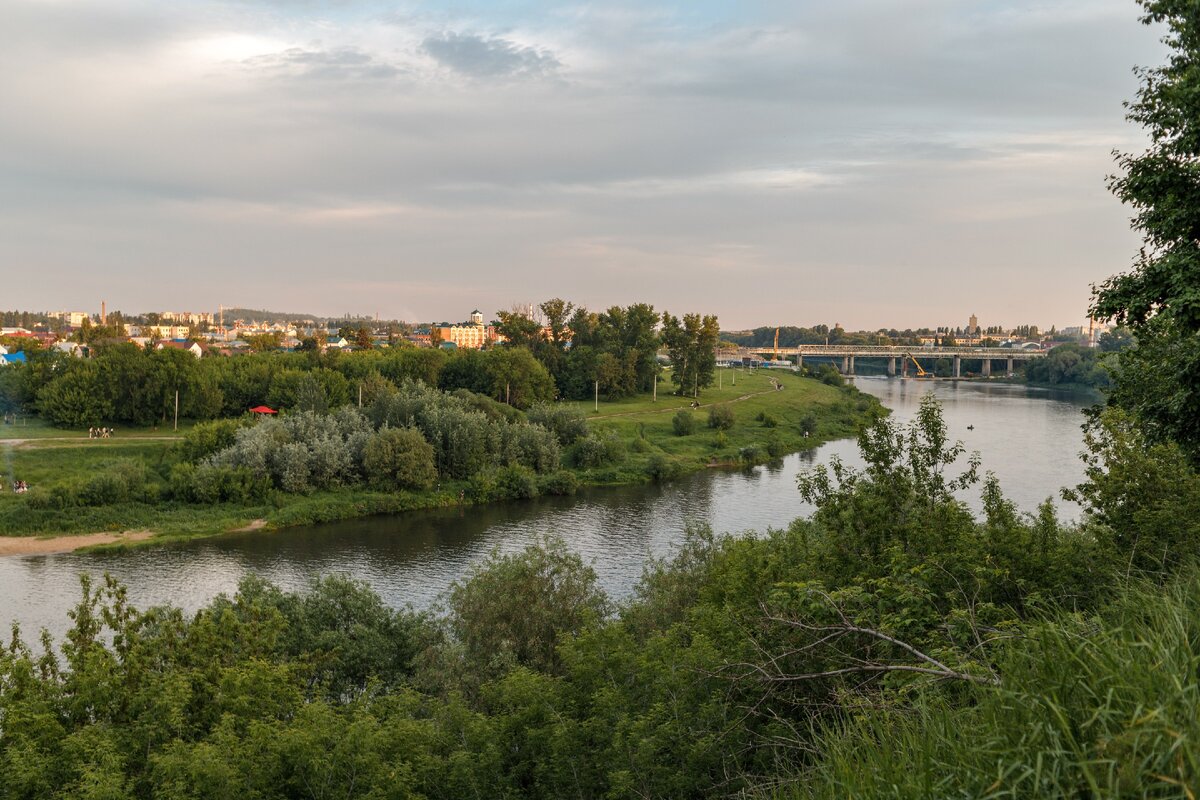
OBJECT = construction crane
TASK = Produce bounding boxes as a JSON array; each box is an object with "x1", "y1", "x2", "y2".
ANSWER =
[{"x1": 905, "y1": 352, "x2": 929, "y2": 378}]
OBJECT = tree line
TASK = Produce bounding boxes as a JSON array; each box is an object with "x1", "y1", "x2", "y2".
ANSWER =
[{"x1": 493, "y1": 299, "x2": 720, "y2": 400}]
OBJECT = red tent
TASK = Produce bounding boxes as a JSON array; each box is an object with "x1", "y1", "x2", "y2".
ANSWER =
[{"x1": 249, "y1": 405, "x2": 277, "y2": 415}]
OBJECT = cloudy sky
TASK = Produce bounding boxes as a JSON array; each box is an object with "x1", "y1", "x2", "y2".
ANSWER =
[{"x1": 0, "y1": 0, "x2": 1167, "y2": 329}]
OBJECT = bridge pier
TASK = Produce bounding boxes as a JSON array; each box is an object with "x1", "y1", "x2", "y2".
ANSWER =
[
  {"x1": 954, "y1": 356, "x2": 961, "y2": 378},
  {"x1": 796, "y1": 353, "x2": 802, "y2": 370},
  {"x1": 982, "y1": 359, "x2": 991, "y2": 377},
  {"x1": 1007, "y1": 357, "x2": 1014, "y2": 377},
  {"x1": 842, "y1": 356, "x2": 849, "y2": 374},
  {"x1": 848, "y1": 356, "x2": 855, "y2": 375},
  {"x1": 888, "y1": 357, "x2": 896, "y2": 376}
]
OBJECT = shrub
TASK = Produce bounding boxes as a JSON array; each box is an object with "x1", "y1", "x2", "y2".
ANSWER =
[
  {"x1": 177, "y1": 418, "x2": 247, "y2": 463},
  {"x1": 630, "y1": 437, "x2": 652, "y2": 453},
  {"x1": 537, "y1": 470, "x2": 579, "y2": 496},
  {"x1": 170, "y1": 463, "x2": 272, "y2": 503},
  {"x1": 573, "y1": 432, "x2": 626, "y2": 468},
  {"x1": 707, "y1": 405, "x2": 735, "y2": 430},
  {"x1": 760, "y1": 412, "x2": 778, "y2": 428},
  {"x1": 713, "y1": 431, "x2": 728, "y2": 449},
  {"x1": 362, "y1": 427, "x2": 437, "y2": 491},
  {"x1": 493, "y1": 465, "x2": 539, "y2": 500},
  {"x1": 527, "y1": 404, "x2": 589, "y2": 445},
  {"x1": 75, "y1": 459, "x2": 156, "y2": 506},
  {"x1": 738, "y1": 445, "x2": 761, "y2": 464},
  {"x1": 672, "y1": 409, "x2": 696, "y2": 436},
  {"x1": 765, "y1": 432, "x2": 785, "y2": 458},
  {"x1": 646, "y1": 454, "x2": 683, "y2": 482},
  {"x1": 799, "y1": 412, "x2": 818, "y2": 436}
]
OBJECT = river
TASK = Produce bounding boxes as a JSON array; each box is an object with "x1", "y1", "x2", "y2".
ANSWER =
[{"x1": 0, "y1": 378, "x2": 1095, "y2": 638}]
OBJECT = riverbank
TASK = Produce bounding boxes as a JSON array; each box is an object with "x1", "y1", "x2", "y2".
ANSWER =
[{"x1": 0, "y1": 370, "x2": 882, "y2": 549}]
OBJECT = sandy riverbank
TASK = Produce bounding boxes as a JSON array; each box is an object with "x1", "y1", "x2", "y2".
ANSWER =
[{"x1": 0, "y1": 530, "x2": 155, "y2": 556}]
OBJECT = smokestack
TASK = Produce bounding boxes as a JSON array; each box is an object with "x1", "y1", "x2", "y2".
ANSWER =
[{"x1": 101, "y1": 301, "x2": 106, "y2": 325}]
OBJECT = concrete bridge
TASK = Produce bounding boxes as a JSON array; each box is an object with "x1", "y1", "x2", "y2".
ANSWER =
[{"x1": 742, "y1": 344, "x2": 1046, "y2": 378}]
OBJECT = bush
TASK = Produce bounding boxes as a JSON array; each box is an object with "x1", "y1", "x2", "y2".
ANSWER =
[
  {"x1": 799, "y1": 412, "x2": 818, "y2": 436},
  {"x1": 646, "y1": 454, "x2": 683, "y2": 482},
  {"x1": 362, "y1": 427, "x2": 437, "y2": 491},
  {"x1": 672, "y1": 409, "x2": 696, "y2": 436},
  {"x1": 527, "y1": 404, "x2": 589, "y2": 445},
  {"x1": 765, "y1": 432, "x2": 785, "y2": 458},
  {"x1": 75, "y1": 459, "x2": 156, "y2": 506},
  {"x1": 177, "y1": 418, "x2": 247, "y2": 463},
  {"x1": 713, "y1": 431, "x2": 728, "y2": 449},
  {"x1": 630, "y1": 437, "x2": 651, "y2": 453},
  {"x1": 760, "y1": 412, "x2": 778, "y2": 428},
  {"x1": 707, "y1": 405, "x2": 735, "y2": 430},
  {"x1": 493, "y1": 465, "x2": 539, "y2": 500},
  {"x1": 537, "y1": 470, "x2": 579, "y2": 496},
  {"x1": 170, "y1": 463, "x2": 272, "y2": 504},
  {"x1": 738, "y1": 445, "x2": 761, "y2": 464},
  {"x1": 573, "y1": 432, "x2": 626, "y2": 468}
]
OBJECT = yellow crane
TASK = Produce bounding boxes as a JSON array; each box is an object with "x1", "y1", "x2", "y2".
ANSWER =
[{"x1": 905, "y1": 352, "x2": 929, "y2": 378}]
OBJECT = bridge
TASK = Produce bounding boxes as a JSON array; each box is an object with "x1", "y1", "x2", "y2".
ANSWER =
[{"x1": 740, "y1": 344, "x2": 1046, "y2": 378}]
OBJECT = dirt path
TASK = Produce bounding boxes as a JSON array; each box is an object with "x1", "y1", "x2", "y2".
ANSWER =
[
  {"x1": 1, "y1": 436, "x2": 183, "y2": 446},
  {"x1": 0, "y1": 530, "x2": 155, "y2": 556}
]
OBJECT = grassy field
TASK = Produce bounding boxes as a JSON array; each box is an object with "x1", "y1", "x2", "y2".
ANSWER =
[
  {"x1": 0, "y1": 369, "x2": 881, "y2": 543},
  {"x1": 0, "y1": 415, "x2": 196, "y2": 441}
]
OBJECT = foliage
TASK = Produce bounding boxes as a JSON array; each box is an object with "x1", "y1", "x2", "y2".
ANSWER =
[
  {"x1": 526, "y1": 403, "x2": 589, "y2": 445},
  {"x1": 672, "y1": 408, "x2": 696, "y2": 436},
  {"x1": 361, "y1": 427, "x2": 437, "y2": 491},
  {"x1": 1023, "y1": 343, "x2": 1111, "y2": 388},
  {"x1": 572, "y1": 431, "x2": 626, "y2": 468},
  {"x1": 446, "y1": 537, "x2": 610, "y2": 677},
  {"x1": 1092, "y1": 0, "x2": 1200, "y2": 462},
  {"x1": 661, "y1": 311, "x2": 720, "y2": 396},
  {"x1": 707, "y1": 404, "x2": 735, "y2": 430}
]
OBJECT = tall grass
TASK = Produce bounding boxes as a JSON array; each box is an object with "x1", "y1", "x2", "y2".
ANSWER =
[{"x1": 788, "y1": 569, "x2": 1200, "y2": 798}]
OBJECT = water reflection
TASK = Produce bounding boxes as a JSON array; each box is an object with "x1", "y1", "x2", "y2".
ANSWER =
[{"x1": 0, "y1": 378, "x2": 1093, "y2": 638}]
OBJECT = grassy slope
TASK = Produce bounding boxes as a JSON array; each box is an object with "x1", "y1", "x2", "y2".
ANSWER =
[{"x1": 0, "y1": 369, "x2": 878, "y2": 541}]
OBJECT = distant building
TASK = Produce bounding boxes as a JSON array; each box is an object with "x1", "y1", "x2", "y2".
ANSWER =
[
  {"x1": 435, "y1": 310, "x2": 499, "y2": 350},
  {"x1": 155, "y1": 340, "x2": 205, "y2": 359},
  {"x1": 968, "y1": 314, "x2": 979, "y2": 335},
  {"x1": 48, "y1": 311, "x2": 90, "y2": 326}
]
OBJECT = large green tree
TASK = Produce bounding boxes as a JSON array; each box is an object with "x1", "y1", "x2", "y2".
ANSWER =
[{"x1": 1094, "y1": 0, "x2": 1200, "y2": 460}]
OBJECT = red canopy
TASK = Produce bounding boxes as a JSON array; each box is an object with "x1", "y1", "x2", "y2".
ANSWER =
[{"x1": 249, "y1": 405, "x2": 277, "y2": 414}]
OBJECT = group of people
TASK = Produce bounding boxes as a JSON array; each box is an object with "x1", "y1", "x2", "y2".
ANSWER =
[
  {"x1": 88, "y1": 427, "x2": 114, "y2": 439},
  {"x1": 9, "y1": 480, "x2": 28, "y2": 494}
]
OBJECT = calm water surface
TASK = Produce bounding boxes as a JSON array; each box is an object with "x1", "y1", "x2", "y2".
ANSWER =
[{"x1": 0, "y1": 379, "x2": 1094, "y2": 638}]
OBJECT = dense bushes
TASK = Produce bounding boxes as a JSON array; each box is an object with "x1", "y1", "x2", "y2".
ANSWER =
[
  {"x1": 527, "y1": 403, "x2": 589, "y2": 445},
  {"x1": 370, "y1": 382, "x2": 559, "y2": 480},
  {"x1": 672, "y1": 408, "x2": 696, "y2": 436},
  {"x1": 572, "y1": 431, "x2": 625, "y2": 468},
  {"x1": 361, "y1": 427, "x2": 437, "y2": 490}
]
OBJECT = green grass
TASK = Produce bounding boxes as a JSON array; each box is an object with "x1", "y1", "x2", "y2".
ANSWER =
[
  {"x1": 0, "y1": 415, "x2": 194, "y2": 441},
  {"x1": 787, "y1": 570, "x2": 1200, "y2": 799},
  {"x1": 0, "y1": 371, "x2": 881, "y2": 543},
  {"x1": 571, "y1": 369, "x2": 880, "y2": 482}
]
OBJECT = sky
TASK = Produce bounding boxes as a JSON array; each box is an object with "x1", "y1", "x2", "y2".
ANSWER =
[{"x1": 0, "y1": 0, "x2": 1169, "y2": 330}]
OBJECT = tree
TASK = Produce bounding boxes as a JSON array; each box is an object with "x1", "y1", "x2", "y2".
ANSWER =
[
  {"x1": 1093, "y1": 0, "x2": 1200, "y2": 461},
  {"x1": 661, "y1": 311, "x2": 720, "y2": 396},
  {"x1": 354, "y1": 326, "x2": 373, "y2": 350},
  {"x1": 362, "y1": 427, "x2": 437, "y2": 490}
]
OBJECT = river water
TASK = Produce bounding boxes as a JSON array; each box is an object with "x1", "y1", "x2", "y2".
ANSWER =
[{"x1": 0, "y1": 378, "x2": 1095, "y2": 638}]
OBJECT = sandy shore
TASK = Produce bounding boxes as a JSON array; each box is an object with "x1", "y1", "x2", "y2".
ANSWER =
[{"x1": 0, "y1": 530, "x2": 155, "y2": 556}]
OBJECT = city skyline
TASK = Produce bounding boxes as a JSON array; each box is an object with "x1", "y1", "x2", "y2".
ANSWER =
[{"x1": 0, "y1": 0, "x2": 1167, "y2": 329}]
